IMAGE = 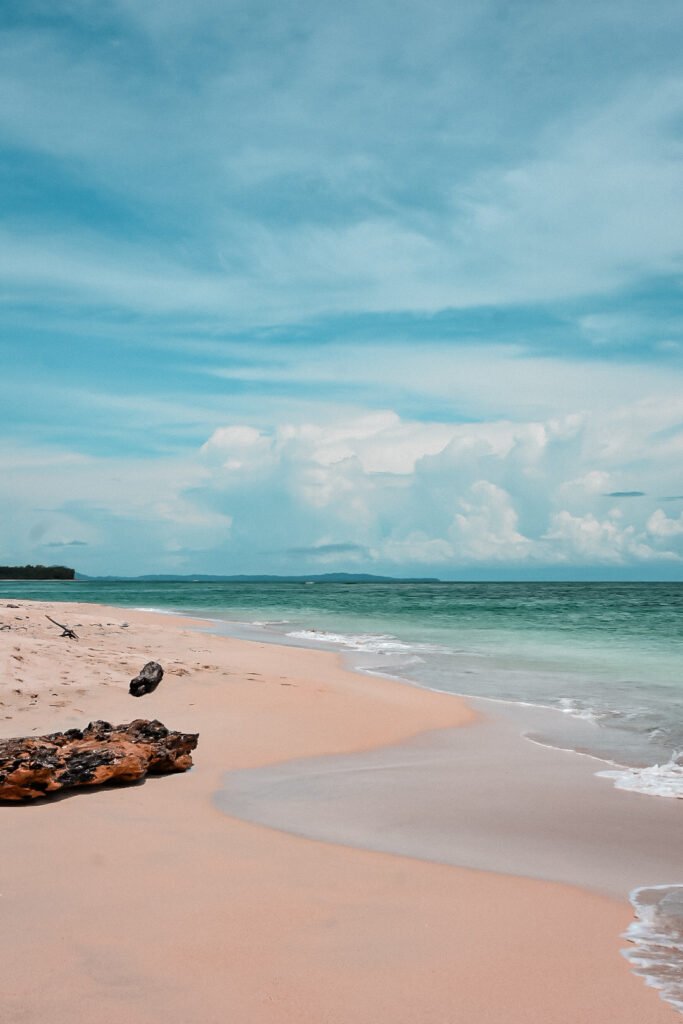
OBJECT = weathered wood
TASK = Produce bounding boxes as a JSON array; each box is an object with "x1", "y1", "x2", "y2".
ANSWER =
[
  {"x1": 129, "y1": 661, "x2": 164, "y2": 697},
  {"x1": 0, "y1": 719, "x2": 198, "y2": 801},
  {"x1": 45, "y1": 614, "x2": 79, "y2": 640}
]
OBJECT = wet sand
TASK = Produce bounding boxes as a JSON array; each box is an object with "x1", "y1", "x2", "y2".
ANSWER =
[
  {"x1": 0, "y1": 599, "x2": 678, "y2": 1022},
  {"x1": 217, "y1": 697, "x2": 683, "y2": 898}
]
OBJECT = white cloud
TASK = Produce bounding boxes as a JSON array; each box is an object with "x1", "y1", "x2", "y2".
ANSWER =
[
  {"x1": 543, "y1": 510, "x2": 670, "y2": 564},
  {"x1": 558, "y1": 471, "x2": 613, "y2": 505},
  {"x1": 450, "y1": 481, "x2": 532, "y2": 562},
  {"x1": 191, "y1": 403, "x2": 683, "y2": 571},
  {"x1": 647, "y1": 509, "x2": 683, "y2": 539}
]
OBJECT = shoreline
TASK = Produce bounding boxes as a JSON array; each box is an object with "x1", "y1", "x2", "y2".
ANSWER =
[
  {"x1": 1, "y1": 598, "x2": 679, "y2": 1022},
  {"x1": 133, "y1": 606, "x2": 683, "y2": 802},
  {"x1": 3, "y1": 579, "x2": 682, "y2": 791}
]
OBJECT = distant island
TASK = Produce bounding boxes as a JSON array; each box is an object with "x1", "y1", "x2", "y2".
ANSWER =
[
  {"x1": 76, "y1": 572, "x2": 441, "y2": 584},
  {"x1": 0, "y1": 564, "x2": 75, "y2": 580}
]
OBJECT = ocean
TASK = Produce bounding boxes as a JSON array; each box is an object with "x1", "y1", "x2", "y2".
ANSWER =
[{"x1": 3, "y1": 578, "x2": 682, "y2": 796}]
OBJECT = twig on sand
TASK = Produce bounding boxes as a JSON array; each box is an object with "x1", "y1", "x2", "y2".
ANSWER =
[{"x1": 45, "y1": 614, "x2": 79, "y2": 641}]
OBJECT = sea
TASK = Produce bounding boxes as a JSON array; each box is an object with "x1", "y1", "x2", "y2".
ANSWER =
[{"x1": 3, "y1": 577, "x2": 683, "y2": 1010}]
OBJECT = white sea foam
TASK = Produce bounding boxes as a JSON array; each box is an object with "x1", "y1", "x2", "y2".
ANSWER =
[
  {"x1": 557, "y1": 697, "x2": 604, "y2": 725},
  {"x1": 285, "y1": 628, "x2": 455, "y2": 659},
  {"x1": 624, "y1": 885, "x2": 683, "y2": 1012},
  {"x1": 286, "y1": 628, "x2": 416, "y2": 653},
  {"x1": 133, "y1": 606, "x2": 177, "y2": 615},
  {"x1": 598, "y1": 753, "x2": 683, "y2": 798}
]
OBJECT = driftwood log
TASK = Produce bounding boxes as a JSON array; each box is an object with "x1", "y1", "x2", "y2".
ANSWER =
[
  {"x1": 0, "y1": 719, "x2": 198, "y2": 801},
  {"x1": 129, "y1": 661, "x2": 164, "y2": 697}
]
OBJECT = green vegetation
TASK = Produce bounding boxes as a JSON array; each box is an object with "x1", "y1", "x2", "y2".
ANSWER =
[{"x1": 0, "y1": 565, "x2": 75, "y2": 580}]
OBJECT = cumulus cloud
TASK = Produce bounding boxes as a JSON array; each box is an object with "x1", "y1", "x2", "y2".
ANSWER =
[
  {"x1": 190, "y1": 404, "x2": 683, "y2": 571},
  {"x1": 647, "y1": 509, "x2": 683, "y2": 539},
  {"x1": 543, "y1": 510, "x2": 668, "y2": 564},
  {"x1": 450, "y1": 482, "x2": 532, "y2": 562},
  {"x1": 3, "y1": 393, "x2": 683, "y2": 575}
]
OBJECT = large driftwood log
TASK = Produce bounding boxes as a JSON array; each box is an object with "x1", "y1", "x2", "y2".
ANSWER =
[{"x1": 0, "y1": 719, "x2": 198, "y2": 801}]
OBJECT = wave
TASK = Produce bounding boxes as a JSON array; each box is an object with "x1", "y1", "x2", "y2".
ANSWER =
[
  {"x1": 286, "y1": 622, "x2": 446, "y2": 655},
  {"x1": 598, "y1": 754, "x2": 683, "y2": 799},
  {"x1": 133, "y1": 606, "x2": 179, "y2": 615},
  {"x1": 624, "y1": 885, "x2": 683, "y2": 1012},
  {"x1": 557, "y1": 697, "x2": 605, "y2": 725},
  {"x1": 286, "y1": 628, "x2": 418, "y2": 654}
]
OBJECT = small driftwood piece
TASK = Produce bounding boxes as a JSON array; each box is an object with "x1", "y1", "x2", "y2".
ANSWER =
[
  {"x1": 129, "y1": 661, "x2": 164, "y2": 697},
  {"x1": 45, "y1": 614, "x2": 79, "y2": 640},
  {"x1": 0, "y1": 719, "x2": 198, "y2": 801}
]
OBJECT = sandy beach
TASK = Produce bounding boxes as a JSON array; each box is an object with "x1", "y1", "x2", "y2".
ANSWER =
[{"x1": 0, "y1": 599, "x2": 678, "y2": 1023}]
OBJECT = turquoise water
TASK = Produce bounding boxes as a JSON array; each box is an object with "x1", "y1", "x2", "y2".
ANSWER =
[{"x1": 3, "y1": 580, "x2": 683, "y2": 780}]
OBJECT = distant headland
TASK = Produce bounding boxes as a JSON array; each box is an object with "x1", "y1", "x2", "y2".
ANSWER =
[
  {"x1": 76, "y1": 572, "x2": 442, "y2": 584},
  {"x1": 0, "y1": 565, "x2": 75, "y2": 580}
]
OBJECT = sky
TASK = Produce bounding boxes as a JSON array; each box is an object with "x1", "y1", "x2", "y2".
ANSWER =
[{"x1": 1, "y1": 0, "x2": 683, "y2": 579}]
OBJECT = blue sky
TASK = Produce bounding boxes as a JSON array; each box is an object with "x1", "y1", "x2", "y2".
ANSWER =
[{"x1": 1, "y1": 0, "x2": 683, "y2": 578}]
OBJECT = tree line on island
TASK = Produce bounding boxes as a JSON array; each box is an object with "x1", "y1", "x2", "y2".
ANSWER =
[{"x1": 0, "y1": 565, "x2": 75, "y2": 580}]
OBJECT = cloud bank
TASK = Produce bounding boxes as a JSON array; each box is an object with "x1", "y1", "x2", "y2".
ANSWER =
[{"x1": 4, "y1": 387, "x2": 683, "y2": 576}]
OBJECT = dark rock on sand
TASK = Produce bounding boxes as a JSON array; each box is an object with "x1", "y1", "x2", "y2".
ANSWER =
[
  {"x1": 0, "y1": 719, "x2": 198, "y2": 801},
  {"x1": 129, "y1": 661, "x2": 164, "y2": 697}
]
